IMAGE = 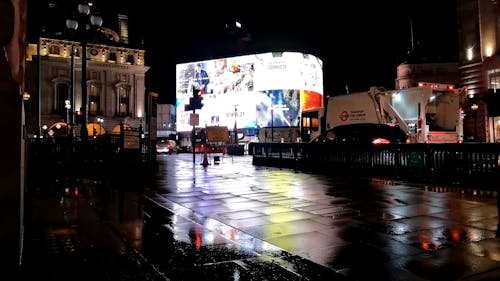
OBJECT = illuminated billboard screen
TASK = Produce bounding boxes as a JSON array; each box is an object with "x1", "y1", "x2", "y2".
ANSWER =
[{"x1": 176, "y1": 52, "x2": 323, "y2": 132}]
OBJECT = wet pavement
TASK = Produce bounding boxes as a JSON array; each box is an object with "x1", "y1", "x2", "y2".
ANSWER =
[
  {"x1": 19, "y1": 177, "x2": 165, "y2": 281},
  {"x1": 20, "y1": 153, "x2": 500, "y2": 280}
]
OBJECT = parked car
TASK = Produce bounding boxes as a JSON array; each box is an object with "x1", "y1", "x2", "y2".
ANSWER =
[
  {"x1": 156, "y1": 140, "x2": 178, "y2": 154},
  {"x1": 314, "y1": 123, "x2": 409, "y2": 145}
]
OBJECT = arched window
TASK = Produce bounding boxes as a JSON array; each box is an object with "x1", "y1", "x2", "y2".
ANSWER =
[
  {"x1": 55, "y1": 83, "x2": 69, "y2": 115},
  {"x1": 116, "y1": 85, "x2": 130, "y2": 117},
  {"x1": 88, "y1": 82, "x2": 101, "y2": 115},
  {"x1": 51, "y1": 76, "x2": 70, "y2": 115}
]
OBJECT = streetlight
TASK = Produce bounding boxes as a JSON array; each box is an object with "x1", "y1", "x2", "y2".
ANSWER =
[
  {"x1": 95, "y1": 116, "x2": 104, "y2": 138},
  {"x1": 65, "y1": 3, "x2": 102, "y2": 142},
  {"x1": 42, "y1": 124, "x2": 48, "y2": 138},
  {"x1": 65, "y1": 99, "x2": 71, "y2": 123},
  {"x1": 471, "y1": 103, "x2": 478, "y2": 141}
]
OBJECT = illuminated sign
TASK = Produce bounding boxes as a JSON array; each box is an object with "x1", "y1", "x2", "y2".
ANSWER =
[{"x1": 176, "y1": 52, "x2": 323, "y2": 132}]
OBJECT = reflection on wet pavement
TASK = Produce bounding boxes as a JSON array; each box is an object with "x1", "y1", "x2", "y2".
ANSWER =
[{"x1": 81, "y1": 154, "x2": 500, "y2": 280}]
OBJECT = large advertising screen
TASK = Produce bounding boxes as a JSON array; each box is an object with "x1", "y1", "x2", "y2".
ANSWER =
[{"x1": 176, "y1": 52, "x2": 323, "y2": 132}]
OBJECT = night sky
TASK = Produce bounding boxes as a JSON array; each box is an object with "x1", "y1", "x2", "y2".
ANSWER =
[{"x1": 28, "y1": 0, "x2": 459, "y2": 104}]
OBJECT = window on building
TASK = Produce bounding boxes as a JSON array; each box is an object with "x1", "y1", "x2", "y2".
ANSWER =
[
  {"x1": 55, "y1": 83, "x2": 69, "y2": 115},
  {"x1": 88, "y1": 83, "x2": 100, "y2": 115},
  {"x1": 117, "y1": 86, "x2": 130, "y2": 116},
  {"x1": 126, "y1": 54, "x2": 134, "y2": 64},
  {"x1": 488, "y1": 68, "x2": 500, "y2": 92},
  {"x1": 493, "y1": 117, "x2": 500, "y2": 143},
  {"x1": 118, "y1": 14, "x2": 129, "y2": 45}
]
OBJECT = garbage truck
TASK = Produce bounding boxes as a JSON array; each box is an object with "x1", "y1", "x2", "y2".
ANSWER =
[{"x1": 300, "y1": 83, "x2": 466, "y2": 143}]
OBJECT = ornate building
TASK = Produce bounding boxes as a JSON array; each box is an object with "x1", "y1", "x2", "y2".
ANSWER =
[
  {"x1": 156, "y1": 103, "x2": 176, "y2": 139},
  {"x1": 24, "y1": 1, "x2": 149, "y2": 138},
  {"x1": 25, "y1": 38, "x2": 148, "y2": 137}
]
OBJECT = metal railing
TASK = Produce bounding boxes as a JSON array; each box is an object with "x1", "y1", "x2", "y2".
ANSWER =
[
  {"x1": 249, "y1": 142, "x2": 500, "y2": 187},
  {"x1": 26, "y1": 134, "x2": 149, "y2": 187}
]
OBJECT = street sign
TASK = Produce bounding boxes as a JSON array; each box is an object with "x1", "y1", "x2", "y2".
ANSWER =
[{"x1": 189, "y1": 113, "x2": 199, "y2": 126}]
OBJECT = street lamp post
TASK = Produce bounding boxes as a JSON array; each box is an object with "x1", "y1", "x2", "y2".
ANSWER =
[
  {"x1": 66, "y1": 3, "x2": 102, "y2": 142},
  {"x1": 69, "y1": 44, "x2": 75, "y2": 135},
  {"x1": 37, "y1": 36, "x2": 41, "y2": 138},
  {"x1": 271, "y1": 107, "x2": 274, "y2": 142},
  {"x1": 232, "y1": 104, "x2": 238, "y2": 144},
  {"x1": 471, "y1": 103, "x2": 478, "y2": 141},
  {"x1": 96, "y1": 116, "x2": 104, "y2": 137},
  {"x1": 65, "y1": 99, "x2": 71, "y2": 124}
]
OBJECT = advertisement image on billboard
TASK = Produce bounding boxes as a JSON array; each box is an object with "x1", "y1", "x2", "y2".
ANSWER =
[{"x1": 176, "y1": 52, "x2": 323, "y2": 132}]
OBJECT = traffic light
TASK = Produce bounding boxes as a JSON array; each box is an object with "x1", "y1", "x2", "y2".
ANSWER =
[
  {"x1": 184, "y1": 88, "x2": 205, "y2": 111},
  {"x1": 192, "y1": 88, "x2": 204, "y2": 110},
  {"x1": 75, "y1": 110, "x2": 83, "y2": 124}
]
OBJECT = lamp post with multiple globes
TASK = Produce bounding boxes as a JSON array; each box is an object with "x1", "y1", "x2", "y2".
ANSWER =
[{"x1": 65, "y1": 2, "x2": 102, "y2": 142}]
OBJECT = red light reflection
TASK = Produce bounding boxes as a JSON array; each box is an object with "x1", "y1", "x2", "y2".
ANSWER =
[{"x1": 195, "y1": 228, "x2": 202, "y2": 249}]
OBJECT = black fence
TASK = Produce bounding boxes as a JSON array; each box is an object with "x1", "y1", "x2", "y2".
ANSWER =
[
  {"x1": 26, "y1": 134, "x2": 150, "y2": 190},
  {"x1": 249, "y1": 142, "x2": 500, "y2": 187}
]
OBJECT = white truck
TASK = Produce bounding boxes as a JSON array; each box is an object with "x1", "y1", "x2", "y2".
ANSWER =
[{"x1": 300, "y1": 83, "x2": 465, "y2": 143}]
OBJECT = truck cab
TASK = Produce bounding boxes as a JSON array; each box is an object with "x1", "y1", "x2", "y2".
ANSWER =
[{"x1": 300, "y1": 107, "x2": 324, "y2": 142}]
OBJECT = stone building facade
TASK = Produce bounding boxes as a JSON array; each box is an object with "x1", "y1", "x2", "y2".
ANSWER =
[{"x1": 25, "y1": 37, "x2": 149, "y2": 137}]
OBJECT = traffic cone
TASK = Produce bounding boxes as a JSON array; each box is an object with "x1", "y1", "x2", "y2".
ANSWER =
[{"x1": 201, "y1": 152, "x2": 209, "y2": 167}]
